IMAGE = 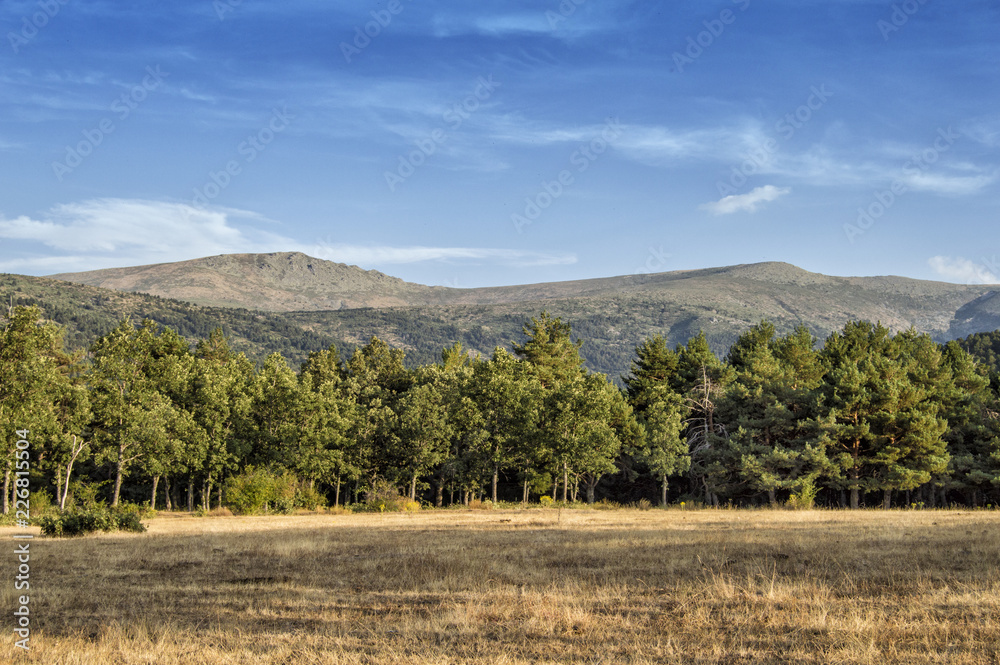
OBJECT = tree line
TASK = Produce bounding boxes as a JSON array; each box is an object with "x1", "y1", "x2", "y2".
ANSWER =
[{"x1": 2, "y1": 305, "x2": 999, "y2": 512}]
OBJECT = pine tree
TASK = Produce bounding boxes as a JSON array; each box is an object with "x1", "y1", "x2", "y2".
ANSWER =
[
  {"x1": 513, "y1": 312, "x2": 585, "y2": 389},
  {"x1": 723, "y1": 322, "x2": 830, "y2": 506}
]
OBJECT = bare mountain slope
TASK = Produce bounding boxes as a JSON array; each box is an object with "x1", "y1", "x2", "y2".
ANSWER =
[
  {"x1": 49, "y1": 252, "x2": 453, "y2": 311},
  {"x1": 46, "y1": 252, "x2": 998, "y2": 348}
]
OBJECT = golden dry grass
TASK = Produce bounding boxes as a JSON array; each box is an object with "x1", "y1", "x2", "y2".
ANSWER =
[{"x1": 2, "y1": 508, "x2": 999, "y2": 664}]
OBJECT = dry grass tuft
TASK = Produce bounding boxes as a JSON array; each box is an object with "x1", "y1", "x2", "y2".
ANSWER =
[{"x1": 2, "y1": 509, "x2": 999, "y2": 663}]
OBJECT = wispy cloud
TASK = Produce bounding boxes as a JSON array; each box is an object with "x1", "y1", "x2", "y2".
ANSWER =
[
  {"x1": 700, "y1": 185, "x2": 791, "y2": 215},
  {"x1": 928, "y1": 256, "x2": 998, "y2": 284},
  {"x1": 310, "y1": 242, "x2": 575, "y2": 267},
  {"x1": 0, "y1": 199, "x2": 292, "y2": 273},
  {"x1": 0, "y1": 199, "x2": 575, "y2": 274},
  {"x1": 962, "y1": 116, "x2": 1000, "y2": 148}
]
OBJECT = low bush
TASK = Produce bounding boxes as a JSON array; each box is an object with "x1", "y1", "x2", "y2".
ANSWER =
[
  {"x1": 39, "y1": 507, "x2": 147, "y2": 537},
  {"x1": 224, "y1": 467, "x2": 321, "y2": 514}
]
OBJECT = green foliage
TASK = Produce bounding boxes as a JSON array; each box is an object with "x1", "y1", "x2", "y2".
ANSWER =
[
  {"x1": 66, "y1": 480, "x2": 111, "y2": 510},
  {"x1": 224, "y1": 466, "x2": 279, "y2": 515},
  {"x1": 4, "y1": 288, "x2": 1000, "y2": 513},
  {"x1": 358, "y1": 478, "x2": 408, "y2": 512},
  {"x1": 39, "y1": 506, "x2": 147, "y2": 537},
  {"x1": 786, "y1": 477, "x2": 819, "y2": 510}
]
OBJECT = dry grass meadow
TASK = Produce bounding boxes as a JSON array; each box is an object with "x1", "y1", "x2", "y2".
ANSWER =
[{"x1": 2, "y1": 507, "x2": 999, "y2": 664}]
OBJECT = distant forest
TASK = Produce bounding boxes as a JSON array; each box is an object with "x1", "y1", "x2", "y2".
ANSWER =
[{"x1": 3, "y1": 301, "x2": 1000, "y2": 513}]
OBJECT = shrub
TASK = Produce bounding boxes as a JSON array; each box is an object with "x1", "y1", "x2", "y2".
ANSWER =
[
  {"x1": 65, "y1": 480, "x2": 111, "y2": 511},
  {"x1": 539, "y1": 495, "x2": 555, "y2": 507},
  {"x1": 29, "y1": 489, "x2": 56, "y2": 516},
  {"x1": 787, "y1": 478, "x2": 819, "y2": 510},
  {"x1": 359, "y1": 478, "x2": 407, "y2": 512},
  {"x1": 271, "y1": 472, "x2": 298, "y2": 514},
  {"x1": 295, "y1": 484, "x2": 327, "y2": 511},
  {"x1": 39, "y1": 506, "x2": 147, "y2": 537},
  {"x1": 224, "y1": 466, "x2": 277, "y2": 515},
  {"x1": 117, "y1": 501, "x2": 157, "y2": 520},
  {"x1": 630, "y1": 498, "x2": 653, "y2": 511}
]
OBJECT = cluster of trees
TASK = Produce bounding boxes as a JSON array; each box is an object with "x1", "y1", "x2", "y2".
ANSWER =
[{"x1": 2, "y1": 304, "x2": 999, "y2": 512}]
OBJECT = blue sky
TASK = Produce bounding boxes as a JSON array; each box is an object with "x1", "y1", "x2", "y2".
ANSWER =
[{"x1": 1, "y1": 0, "x2": 998, "y2": 287}]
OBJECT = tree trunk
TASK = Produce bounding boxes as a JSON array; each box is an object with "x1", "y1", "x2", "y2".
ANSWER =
[
  {"x1": 55, "y1": 466, "x2": 63, "y2": 509},
  {"x1": 150, "y1": 476, "x2": 159, "y2": 511},
  {"x1": 768, "y1": 489, "x2": 777, "y2": 506},
  {"x1": 60, "y1": 435, "x2": 85, "y2": 512},
  {"x1": 61, "y1": 463, "x2": 72, "y2": 511},
  {"x1": 585, "y1": 475, "x2": 599, "y2": 504},
  {"x1": 849, "y1": 464, "x2": 860, "y2": 509},
  {"x1": 335, "y1": 477, "x2": 341, "y2": 507},
  {"x1": 492, "y1": 463, "x2": 499, "y2": 503},
  {"x1": 187, "y1": 476, "x2": 194, "y2": 512},
  {"x1": 661, "y1": 474, "x2": 668, "y2": 507},
  {"x1": 2, "y1": 465, "x2": 10, "y2": 514},
  {"x1": 218, "y1": 484, "x2": 223, "y2": 510},
  {"x1": 523, "y1": 478, "x2": 529, "y2": 504},
  {"x1": 883, "y1": 489, "x2": 891, "y2": 510},
  {"x1": 164, "y1": 476, "x2": 172, "y2": 511},
  {"x1": 562, "y1": 464, "x2": 569, "y2": 502},
  {"x1": 410, "y1": 473, "x2": 417, "y2": 502},
  {"x1": 435, "y1": 477, "x2": 444, "y2": 508},
  {"x1": 112, "y1": 456, "x2": 124, "y2": 507}
]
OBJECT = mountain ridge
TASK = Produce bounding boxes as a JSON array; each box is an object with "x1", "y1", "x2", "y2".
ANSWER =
[
  {"x1": 48, "y1": 251, "x2": 987, "y2": 312},
  {"x1": 15, "y1": 251, "x2": 999, "y2": 378}
]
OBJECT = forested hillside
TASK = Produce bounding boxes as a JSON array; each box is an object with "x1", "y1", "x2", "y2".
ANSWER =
[
  {"x1": 7, "y1": 267, "x2": 1000, "y2": 382},
  {"x1": 1, "y1": 274, "x2": 340, "y2": 367}
]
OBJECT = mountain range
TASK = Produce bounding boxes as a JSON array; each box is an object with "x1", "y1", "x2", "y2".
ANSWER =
[{"x1": 1, "y1": 251, "x2": 996, "y2": 379}]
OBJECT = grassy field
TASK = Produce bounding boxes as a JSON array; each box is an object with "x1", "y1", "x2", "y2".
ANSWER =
[{"x1": 2, "y1": 508, "x2": 999, "y2": 664}]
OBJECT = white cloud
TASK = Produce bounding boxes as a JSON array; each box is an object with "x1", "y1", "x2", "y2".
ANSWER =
[
  {"x1": 0, "y1": 198, "x2": 575, "y2": 275},
  {"x1": 310, "y1": 243, "x2": 576, "y2": 268},
  {"x1": 900, "y1": 171, "x2": 997, "y2": 196},
  {"x1": 700, "y1": 185, "x2": 791, "y2": 215},
  {"x1": 0, "y1": 199, "x2": 290, "y2": 274},
  {"x1": 928, "y1": 256, "x2": 998, "y2": 285}
]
